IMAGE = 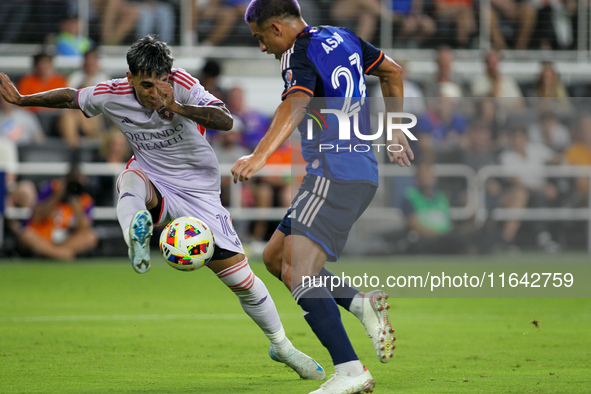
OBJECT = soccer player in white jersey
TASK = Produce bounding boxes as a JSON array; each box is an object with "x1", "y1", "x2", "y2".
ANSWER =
[{"x1": 0, "y1": 35, "x2": 325, "y2": 382}]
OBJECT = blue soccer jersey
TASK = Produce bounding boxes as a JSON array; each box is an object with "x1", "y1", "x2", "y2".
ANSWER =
[{"x1": 281, "y1": 26, "x2": 385, "y2": 185}]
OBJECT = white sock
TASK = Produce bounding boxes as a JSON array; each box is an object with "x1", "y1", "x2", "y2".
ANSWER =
[
  {"x1": 116, "y1": 169, "x2": 152, "y2": 247},
  {"x1": 216, "y1": 258, "x2": 291, "y2": 355},
  {"x1": 334, "y1": 360, "x2": 365, "y2": 376},
  {"x1": 349, "y1": 293, "x2": 364, "y2": 321}
]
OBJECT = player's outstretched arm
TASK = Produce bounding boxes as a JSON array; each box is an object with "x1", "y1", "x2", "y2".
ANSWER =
[
  {"x1": 0, "y1": 73, "x2": 78, "y2": 109},
  {"x1": 170, "y1": 102, "x2": 233, "y2": 131},
  {"x1": 231, "y1": 91, "x2": 311, "y2": 183},
  {"x1": 371, "y1": 57, "x2": 414, "y2": 167},
  {"x1": 155, "y1": 80, "x2": 233, "y2": 131}
]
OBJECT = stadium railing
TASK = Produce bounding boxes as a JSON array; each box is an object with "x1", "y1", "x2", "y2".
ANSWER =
[
  {"x1": 6, "y1": 162, "x2": 591, "y2": 251},
  {"x1": 476, "y1": 164, "x2": 591, "y2": 252}
]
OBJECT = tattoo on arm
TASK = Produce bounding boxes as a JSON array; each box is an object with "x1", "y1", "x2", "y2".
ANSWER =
[
  {"x1": 20, "y1": 88, "x2": 78, "y2": 109},
  {"x1": 174, "y1": 103, "x2": 233, "y2": 131}
]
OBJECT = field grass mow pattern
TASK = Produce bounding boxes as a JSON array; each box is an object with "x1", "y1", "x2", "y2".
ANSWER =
[{"x1": 0, "y1": 255, "x2": 589, "y2": 393}]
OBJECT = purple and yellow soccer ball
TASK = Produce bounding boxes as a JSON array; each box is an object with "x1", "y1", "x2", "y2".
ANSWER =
[{"x1": 159, "y1": 217, "x2": 215, "y2": 271}]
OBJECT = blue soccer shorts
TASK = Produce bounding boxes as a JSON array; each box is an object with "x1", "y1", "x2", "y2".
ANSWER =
[{"x1": 277, "y1": 174, "x2": 377, "y2": 261}]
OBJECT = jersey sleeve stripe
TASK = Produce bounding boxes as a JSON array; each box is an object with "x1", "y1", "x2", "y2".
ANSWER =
[
  {"x1": 364, "y1": 51, "x2": 384, "y2": 74},
  {"x1": 96, "y1": 82, "x2": 129, "y2": 89},
  {"x1": 281, "y1": 47, "x2": 294, "y2": 71},
  {"x1": 126, "y1": 157, "x2": 136, "y2": 169},
  {"x1": 170, "y1": 71, "x2": 197, "y2": 89},
  {"x1": 170, "y1": 77, "x2": 191, "y2": 90},
  {"x1": 94, "y1": 88, "x2": 133, "y2": 93},
  {"x1": 94, "y1": 85, "x2": 132, "y2": 93},
  {"x1": 281, "y1": 85, "x2": 314, "y2": 98},
  {"x1": 175, "y1": 70, "x2": 198, "y2": 85},
  {"x1": 172, "y1": 73, "x2": 195, "y2": 87},
  {"x1": 205, "y1": 99, "x2": 223, "y2": 106},
  {"x1": 93, "y1": 90, "x2": 134, "y2": 96}
]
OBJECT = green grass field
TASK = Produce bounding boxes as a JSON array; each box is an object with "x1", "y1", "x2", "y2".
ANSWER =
[{"x1": 1, "y1": 254, "x2": 590, "y2": 393}]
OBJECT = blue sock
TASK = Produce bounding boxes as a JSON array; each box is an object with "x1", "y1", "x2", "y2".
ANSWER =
[
  {"x1": 319, "y1": 268, "x2": 360, "y2": 311},
  {"x1": 292, "y1": 277, "x2": 359, "y2": 365}
]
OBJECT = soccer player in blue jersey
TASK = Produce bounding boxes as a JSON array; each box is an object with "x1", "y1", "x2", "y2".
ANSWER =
[{"x1": 232, "y1": 1, "x2": 414, "y2": 392}]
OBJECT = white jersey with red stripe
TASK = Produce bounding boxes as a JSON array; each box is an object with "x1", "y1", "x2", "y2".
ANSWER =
[{"x1": 76, "y1": 68, "x2": 224, "y2": 196}]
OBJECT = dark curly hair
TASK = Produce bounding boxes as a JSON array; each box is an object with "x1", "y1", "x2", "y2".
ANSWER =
[{"x1": 126, "y1": 35, "x2": 174, "y2": 77}]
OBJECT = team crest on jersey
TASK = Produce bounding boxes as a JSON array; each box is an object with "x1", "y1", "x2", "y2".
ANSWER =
[
  {"x1": 284, "y1": 69, "x2": 296, "y2": 87},
  {"x1": 158, "y1": 107, "x2": 174, "y2": 121}
]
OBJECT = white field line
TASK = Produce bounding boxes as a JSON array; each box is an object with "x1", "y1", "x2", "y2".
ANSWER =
[{"x1": 0, "y1": 313, "x2": 299, "y2": 323}]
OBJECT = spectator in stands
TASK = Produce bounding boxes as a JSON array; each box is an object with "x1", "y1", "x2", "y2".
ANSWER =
[
  {"x1": 197, "y1": 0, "x2": 250, "y2": 46},
  {"x1": 564, "y1": 115, "x2": 591, "y2": 207},
  {"x1": 198, "y1": 59, "x2": 227, "y2": 106},
  {"x1": 18, "y1": 163, "x2": 98, "y2": 260},
  {"x1": 134, "y1": 0, "x2": 176, "y2": 44},
  {"x1": 535, "y1": 62, "x2": 569, "y2": 98},
  {"x1": 471, "y1": 50, "x2": 524, "y2": 112},
  {"x1": 212, "y1": 122, "x2": 252, "y2": 207},
  {"x1": 458, "y1": 119, "x2": 506, "y2": 218},
  {"x1": 401, "y1": 161, "x2": 471, "y2": 254},
  {"x1": 330, "y1": 0, "x2": 381, "y2": 42},
  {"x1": 488, "y1": 0, "x2": 518, "y2": 49},
  {"x1": 433, "y1": 0, "x2": 476, "y2": 48},
  {"x1": 427, "y1": 46, "x2": 463, "y2": 97},
  {"x1": 0, "y1": 0, "x2": 32, "y2": 43},
  {"x1": 223, "y1": 85, "x2": 288, "y2": 241},
  {"x1": 194, "y1": 60, "x2": 229, "y2": 143},
  {"x1": 527, "y1": 110, "x2": 571, "y2": 153},
  {"x1": 33, "y1": 0, "x2": 73, "y2": 44},
  {"x1": 475, "y1": 97, "x2": 506, "y2": 148},
  {"x1": 522, "y1": 0, "x2": 575, "y2": 49},
  {"x1": 68, "y1": 48, "x2": 110, "y2": 89},
  {"x1": 0, "y1": 137, "x2": 20, "y2": 203},
  {"x1": 415, "y1": 96, "x2": 467, "y2": 160},
  {"x1": 499, "y1": 126, "x2": 562, "y2": 251},
  {"x1": 226, "y1": 86, "x2": 270, "y2": 150},
  {"x1": 16, "y1": 52, "x2": 68, "y2": 137},
  {"x1": 0, "y1": 94, "x2": 45, "y2": 145},
  {"x1": 460, "y1": 120, "x2": 499, "y2": 172},
  {"x1": 0, "y1": 136, "x2": 39, "y2": 244},
  {"x1": 531, "y1": 62, "x2": 573, "y2": 116},
  {"x1": 92, "y1": 0, "x2": 140, "y2": 45},
  {"x1": 98, "y1": 127, "x2": 132, "y2": 165},
  {"x1": 17, "y1": 52, "x2": 68, "y2": 114},
  {"x1": 58, "y1": 48, "x2": 109, "y2": 148},
  {"x1": 471, "y1": 50, "x2": 522, "y2": 98},
  {"x1": 390, "y1": 0, "x2": 436, "y2": 48},
  {"x1": 487, "y1": 0, "x2": 549, "y2": 50},
  {"x1": 91, "y1": 127, "x2": 132, "y2": 207},
  {"x1": 399, "y1": 61, "x2": 426, "y2": 115},
  {"x1": 55, "y1": 14, "x2": 93, "y2": 56}
]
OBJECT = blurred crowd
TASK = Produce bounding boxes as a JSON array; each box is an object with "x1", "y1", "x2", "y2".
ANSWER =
[
  {"x1": 1, "y1": 45, "x2": 590, "y2": 259},
  {"x1": 0, "y1": 0, "x2": 588, "y2": 258},
  {"x1": 0, "y1": 0, "x2": 579, "y2": 50},
  {"x1": 384, "y1": 49, "x2": 590, "y2": 255}
]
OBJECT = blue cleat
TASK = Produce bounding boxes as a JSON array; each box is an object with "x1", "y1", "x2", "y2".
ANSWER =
[{"x1": 128, "y1": 209, "x2": 153, "y2": 274}]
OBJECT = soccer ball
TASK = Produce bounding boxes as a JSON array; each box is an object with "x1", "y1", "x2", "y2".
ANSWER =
[{"x1": 159, "y1": 217, "x2": 215, "y2": 271}]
